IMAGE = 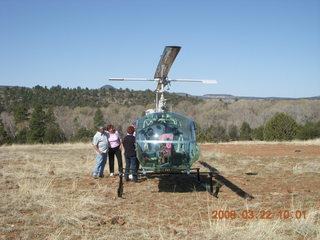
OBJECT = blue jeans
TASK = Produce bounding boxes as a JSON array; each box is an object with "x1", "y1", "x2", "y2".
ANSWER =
[
  {"x1": 125, "y1": 156, "x2": 138, "y2": 181},
  {"x1": 93, "y1": 152, "x2": 107, "y2": 177}
]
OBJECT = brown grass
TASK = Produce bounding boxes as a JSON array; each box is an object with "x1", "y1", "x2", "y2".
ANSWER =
[{"x1": 0, "y1": 142, "x2": 319, "y2": 239}]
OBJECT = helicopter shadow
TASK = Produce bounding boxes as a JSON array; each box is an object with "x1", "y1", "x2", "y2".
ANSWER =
[
  {"x1": 156, "y1": 173, "x2": 205, "y2": 193},
  {"x1": 142, "y1": 163, "x2": 254, "y2": 200}
]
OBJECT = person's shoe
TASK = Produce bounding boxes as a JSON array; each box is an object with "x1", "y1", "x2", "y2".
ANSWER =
[
  {"x1": 110, "y1": 173, "x2": 114, "y2": 177},
  {"x1": 129, "y1": 174, "x2": 133, "y2": 180},
  {"x1": 99, "y1": 175, "x2": 104, "y2": 178},
  {"x1": 93, "y1": 175, "x2": 98, "y2": 179}
]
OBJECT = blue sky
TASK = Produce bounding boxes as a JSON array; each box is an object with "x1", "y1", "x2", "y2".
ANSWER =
[{"x1": 0, "y1": 0, "x2": 319, "y2": 98}]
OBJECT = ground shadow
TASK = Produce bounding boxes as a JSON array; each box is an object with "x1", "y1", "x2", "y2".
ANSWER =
[
  {"x1": 199, "y1": 161, "x2": 254, "y2": 199},
  {"x1": 138, "y1": 163, "x2": 254, "y2": 200},
  {"x1": 156, "y1": 173, "x2": 205, "y2": 193}
]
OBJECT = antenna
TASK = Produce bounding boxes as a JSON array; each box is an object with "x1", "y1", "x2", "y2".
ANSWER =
[{"x1": 108, "y1": 46, "x2": 218, "y2": 113}]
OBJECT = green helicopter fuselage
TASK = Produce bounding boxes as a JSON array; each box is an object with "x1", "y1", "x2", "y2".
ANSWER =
[{"x1": 135, "y1": 112, "x2": 200, "y2": 172}]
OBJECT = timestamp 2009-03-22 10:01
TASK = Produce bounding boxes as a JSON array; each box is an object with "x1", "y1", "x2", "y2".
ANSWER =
[{"x1": 211, "y1": 210, "x2": 307, "y2": 220}]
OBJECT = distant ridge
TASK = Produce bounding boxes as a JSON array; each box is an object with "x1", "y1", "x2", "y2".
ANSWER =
[
  {"x1": 100, "y1": 85, "x2": 115, "y2": 90},
  {"x1": 200, "y1": 94, "x2": 320, "y2": 100},
  {"x1": 175, "y1": 92, "x2": 320, "y2": 100},
  {"x1": 1, "y1": 85, "x2": 318, "y2": 100},
  {"x1": 0, "y1": 85, "x2": 17, "y2": 88}
]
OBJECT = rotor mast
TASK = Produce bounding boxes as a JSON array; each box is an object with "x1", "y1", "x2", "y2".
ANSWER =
[{"x1": 154, "y1": 46, "x2": 181, "y2": 112}]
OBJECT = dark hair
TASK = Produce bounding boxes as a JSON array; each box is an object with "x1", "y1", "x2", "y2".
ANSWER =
[
  {"x1": 127, "y1": 126, "x2": 135, "y2": 134},
  {"x1": 106, "y1": 124, "x2": 114, "y2": 131}
]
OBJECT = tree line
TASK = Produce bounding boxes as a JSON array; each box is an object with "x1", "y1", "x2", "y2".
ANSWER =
[
  {"x1": 0, "y1": 85, "x2": 202, "y2": 113},
  {"x1": 1, "y1": 105, "x2": 319, "y2": 145},
  {"x1": 1, "y1": 85, "x2": 319, "y2": 145},
  {"x1": 196, "y1": 112, "x2": 320, "y2": 142}
]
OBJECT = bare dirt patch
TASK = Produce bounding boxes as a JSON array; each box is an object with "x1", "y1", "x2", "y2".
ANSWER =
[{"x1": 0, "y1": 142, "x2": 319, "y2": 239}]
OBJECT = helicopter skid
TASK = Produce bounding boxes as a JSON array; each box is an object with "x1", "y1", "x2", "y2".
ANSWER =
[{"x1": 117, "y1": 167, "x2": 233, "y2": 199}]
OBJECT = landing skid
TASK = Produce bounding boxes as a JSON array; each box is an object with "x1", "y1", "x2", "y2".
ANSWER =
[{"x1": 117, "y1": 162, "x2": 254, "y2": 200}]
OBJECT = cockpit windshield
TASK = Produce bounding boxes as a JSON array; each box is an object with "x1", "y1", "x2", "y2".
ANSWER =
[{"x1": 135, "y1": 112, "x2": 200, "y2": 171}]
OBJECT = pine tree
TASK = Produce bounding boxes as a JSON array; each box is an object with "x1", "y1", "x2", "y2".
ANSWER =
[
  {"x1": 240, "y1": 122, "x2": 252, "y2": 140},
  {"x1": 14, "y1": 105, "x2": 29, "y2": 124},
  {"x1": 45, "y1": 107, "x2": 56, "y2": 125},
  {"x1": 93, "y1": 108, "x2": 104, "y2": 129},
  {"x1": 44, "y1": 125, "x2": 66, "y2": 143},
  {"x1": 253, "y1": 125, "x2": 264, "y2": 140},
  {"x1": 73, "y1": 127, "x2": 93, "y2": 142},
  {"x1": 0, "y1": 118, "x2": 11, "y2": 145},
  {"x1": 27, "y1": 104, "x2": 46, "y2": 143},
  {"x1": 228, "y1": 125, "x2": 239, "y2": 141}
]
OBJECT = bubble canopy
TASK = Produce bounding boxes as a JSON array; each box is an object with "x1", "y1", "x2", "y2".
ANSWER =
[{"x1": 135, "y1": 112, "x2": 200, "y2": 171}]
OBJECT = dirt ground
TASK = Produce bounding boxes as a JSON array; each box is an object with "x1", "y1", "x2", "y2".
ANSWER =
[{"x1": 0, "y1": 142, "x2": 319, "y2": 239}]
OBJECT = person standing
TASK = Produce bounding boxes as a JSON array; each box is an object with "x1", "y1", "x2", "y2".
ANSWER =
[
  {"x1": 123, "y1": 126, "x2": 138, "y2": 182},
  {"x1": 106, "y1": 124, "x2": 123, "y2": 176},
  {"x1": 92, "y1": 126, "x2": 108, "y2": 178}
]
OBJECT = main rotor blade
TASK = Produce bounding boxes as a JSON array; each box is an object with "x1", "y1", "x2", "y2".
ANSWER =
[
  {"x1": 168, "y1": 79, "x2": 218, "y2": 84},
  {"x1": 109, "y1": 78, "x2": 155, "y2": 81},
  {"x1": 154, "y1": 46, "x2": 181, "y2": 79}
]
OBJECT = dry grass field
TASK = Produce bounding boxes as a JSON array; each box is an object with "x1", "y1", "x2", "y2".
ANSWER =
[{"x1": 1, "y1": 141, "x2": 320, "y2": 240}]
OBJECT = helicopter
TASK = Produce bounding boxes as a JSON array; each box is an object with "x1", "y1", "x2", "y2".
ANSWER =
[
  {"x1": 109, "y1": 46, "x2": 254, "y2": 200},
  {"x1": 109, "y1": 46, "x2": 217, "y2": 174}
]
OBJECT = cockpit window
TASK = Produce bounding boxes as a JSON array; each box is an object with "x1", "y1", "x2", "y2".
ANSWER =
[
  {"x1": 135, "y1": 112, "x2": 200, "y2": 171},
  {"x1": 136, "y1": 112, "x2": 193, "y2": 141}
]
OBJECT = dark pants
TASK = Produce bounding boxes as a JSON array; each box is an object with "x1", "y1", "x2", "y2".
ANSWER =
[
  {"x1": 125, "y1": 156, "x2": 138, "y2": 181},
  {"x1": 108, "y1": 146, "x2": 123, "y2": 173}
]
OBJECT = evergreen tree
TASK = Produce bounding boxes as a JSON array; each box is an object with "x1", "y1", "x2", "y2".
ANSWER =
[
  {"x1": 296, "y1": 121, "x2": 320, "y2": 140},
  {"x1": 93, "y1": 108, "x2": 104, "y2": 129},
  {"x1": 14, "y1": 105, "x2": 29, "y2": 124},
  {"x1": 44, "y1": 125, "x2": 66, "y2": 143},
  {"x1": 240, "y1": 122, "x2": 252, "y2": 140},
  {"x1": 27, "y1": 104, "x2": 46, "y2": 143},
  {"x1": 45, "y1": 107, "x2": 56, "y2": 124},
  {"x1": 208, "y1": 125, "x2": 229, "y2": 142},
  {"x1": 73, "y1": 127, "x2": 93, "y2": 142},
  {"x1": 264, "y1": 112, "x2": 298, "y2": 141},
  {"x1": 0, "y1": 119, "x2": 11, "y2": 145},
  {"x1": 15, "y1": 128, "x2": 28, "y2": 144},
  {"x1": 228, "y1": 125, "x2": 239, "y2": 141},
  {"x1": 253, "y1": 125, "x2": 264, "y2": 140}
]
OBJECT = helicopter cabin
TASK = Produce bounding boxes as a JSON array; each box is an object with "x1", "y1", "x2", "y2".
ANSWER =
[{"x1": 135, "y1": 112, "x2": 200, "y2": 172}]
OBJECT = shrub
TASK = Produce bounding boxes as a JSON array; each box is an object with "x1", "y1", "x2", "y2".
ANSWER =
[
  {"x1": 296, "y1": 121, "x2": 320, "y2": 140},
  {"x1": 264, "y1": 112, "x2": 298, "y2": 141},
  {"x1": 73, "y1": 127, "x2": 93, "y2": 142}
]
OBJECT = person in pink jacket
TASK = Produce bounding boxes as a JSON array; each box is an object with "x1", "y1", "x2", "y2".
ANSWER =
[{"x1": 106, "y1": 124, "x2": 123, "y2": 176}]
